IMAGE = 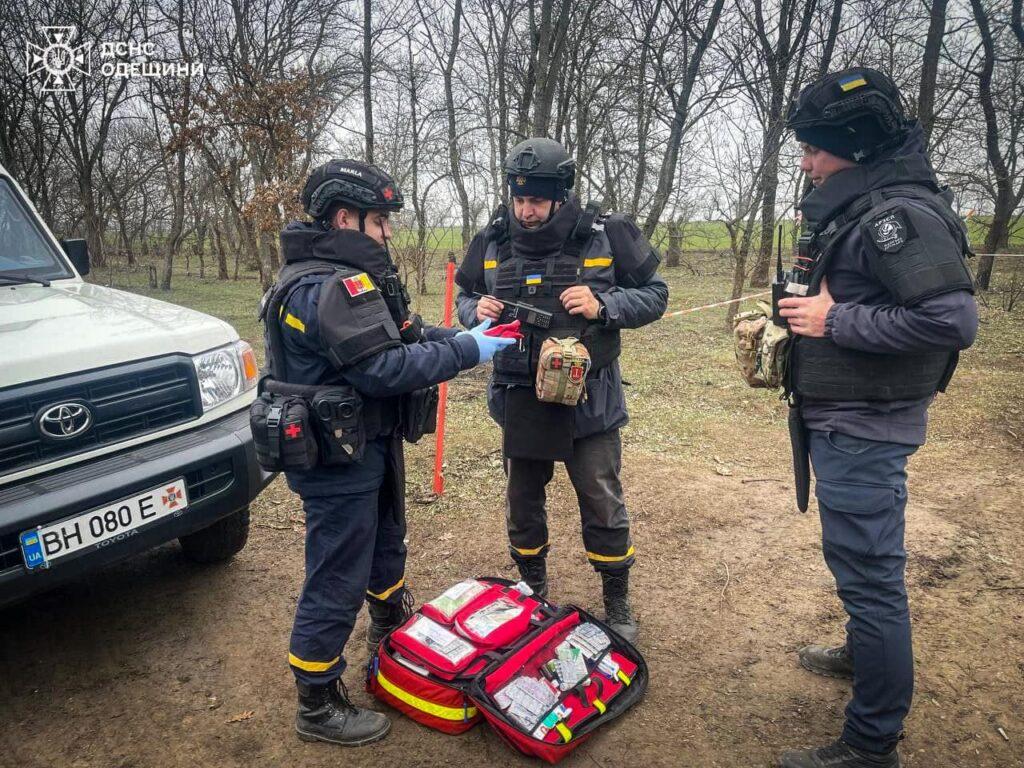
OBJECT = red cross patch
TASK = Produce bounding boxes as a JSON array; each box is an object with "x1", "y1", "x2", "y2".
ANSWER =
[
  {"x1": 284, "y1": 423, "x2": 303, "y2": 440},
  {"x1": 382, "y1": 186, "x2": 394, "y2": 201}
]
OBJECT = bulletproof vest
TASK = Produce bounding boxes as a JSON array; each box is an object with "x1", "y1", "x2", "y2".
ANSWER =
[
  {"x1": 259, "y1": 226, "x2": 416, "y2": 439},
  {"x1": 789, "y1": 182, "x2": 972, "y2": 402},
  {"x1": 485, "y1": 202, "x2": 621, "y2": 387}
]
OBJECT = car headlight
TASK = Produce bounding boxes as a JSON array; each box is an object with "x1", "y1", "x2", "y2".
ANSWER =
[{"x1": 192, "y1": 340, "x2": 259, "y2": 411}]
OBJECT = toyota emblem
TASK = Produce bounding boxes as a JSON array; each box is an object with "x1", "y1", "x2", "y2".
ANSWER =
[{"x1": 37, "y1": 402, "x2": 93, "y2": 440}]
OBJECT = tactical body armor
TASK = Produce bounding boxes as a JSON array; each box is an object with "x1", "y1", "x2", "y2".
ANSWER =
[
  {"x1": 458, "y1": 198, "x2": 658, "y2": 389},
  {"x1": 788, "y1": 178, "x2": 974, "y2": 402},
  {"x1": 251, "y1": 225, "x2": 438, "y2": 472}
]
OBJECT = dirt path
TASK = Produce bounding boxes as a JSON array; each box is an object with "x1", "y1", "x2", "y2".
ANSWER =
[{"x1": 1, "y1": 428, "x2": 1020, "y2": 768}]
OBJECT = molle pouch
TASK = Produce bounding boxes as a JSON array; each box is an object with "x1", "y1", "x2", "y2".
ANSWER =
[
  {"x1": 401, "y1": 385, "x2": 439, "y2": 444},
  {"x1": 732, "y1": 301, "x2": 790, "y2": 390},
  {"x1": 250, "y1": 393, "x2": 319, "y2": 472},
  {"x1": 310, "y1": 387, "x2": 365, "y2": 465},
  {"x1": 536, "y1": 337, "x2": 591, "y2": 406}
]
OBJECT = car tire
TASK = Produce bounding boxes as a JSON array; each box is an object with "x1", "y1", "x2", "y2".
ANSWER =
[{"x1": 179, "y1": 507, "x2": 250, "y2": 564}]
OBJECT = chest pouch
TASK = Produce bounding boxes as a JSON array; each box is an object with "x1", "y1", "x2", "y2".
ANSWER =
[
  {"x1": 732, "y1": 301, "x2": 790, "y2": 390},
  {"x1": 250, "y1": 392, "x2": 320, "y2": 472},
  {"x1": 536, "y1": 338, "x2": 591, "y2": 406}
]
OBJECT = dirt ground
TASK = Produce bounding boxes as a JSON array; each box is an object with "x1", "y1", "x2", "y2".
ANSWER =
[{"x1": 1, "y1": 268, "x2": 1022, "y2": 768}]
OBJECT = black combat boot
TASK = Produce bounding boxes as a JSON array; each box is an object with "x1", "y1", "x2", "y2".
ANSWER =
[
  {"x1": 799, "y1": 643, "x2": 854, "y2": 680},
  {"x1": 600, "y1": 570, "x2": 637, "y2": 643},
  {"x1": 295, "y1": 678, "x2": 391, "y2": 746},
  {"x1": 366, "y1": 588, "x2": 414, "y2": 654},
  {"x1": 780, "y1": 739, "x2": 900, "y2": 768},
  {"x1": 516, "y1": 558, "x2": 548, "y2": 599}
]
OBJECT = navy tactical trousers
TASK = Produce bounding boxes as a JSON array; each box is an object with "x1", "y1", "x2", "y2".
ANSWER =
[
  {"x1": 809, "y1": 429, "x2": 917, "y2": 754},
  {"x1": 285, "y1": 437, "x2": 407, "y2": 686}
]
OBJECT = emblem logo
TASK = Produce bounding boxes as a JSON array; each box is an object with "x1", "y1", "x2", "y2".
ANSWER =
[
  {"x1": 25, "y1": 26, "x2": 92, "y2": 93},
  {"x1": 515, "y1": 175, "x2": 527, "y2": 186},
  {"x1": 37, "y1": 402, "x2": 93, "y2": 440},
  {"x1": 869, "y1": 212, "x2": 906, "y2": 253}
]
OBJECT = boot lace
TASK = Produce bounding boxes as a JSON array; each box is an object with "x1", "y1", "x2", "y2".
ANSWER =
[{"x1": 328, "y1": 679, "x2": 359, "y2": 716}]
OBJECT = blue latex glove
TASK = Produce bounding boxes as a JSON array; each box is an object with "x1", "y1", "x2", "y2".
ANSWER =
[{"x1": 459, "y1": 318, "x2": 517, "y2": 364}]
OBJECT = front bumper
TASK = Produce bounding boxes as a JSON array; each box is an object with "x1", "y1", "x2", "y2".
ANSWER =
[{"x1": 0, "y1": 408, "x2": 275, "y2": 608}]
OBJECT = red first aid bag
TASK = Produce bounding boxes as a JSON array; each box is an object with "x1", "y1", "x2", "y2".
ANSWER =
[{"x1": 367, "y1": 577, "x2": 648, "y2": 762}]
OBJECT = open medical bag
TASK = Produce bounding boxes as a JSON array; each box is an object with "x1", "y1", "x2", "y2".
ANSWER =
[{"x1": 366, "y1": 577, "x2": 648, "y2": 763}]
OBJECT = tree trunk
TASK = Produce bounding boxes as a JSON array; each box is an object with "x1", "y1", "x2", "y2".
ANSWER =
[
  {"x1": 666, "y1": 219, "x2": 682, "y2": 268},
  {"x1": 443, "y1": 0, "x2": 472, "y2": 249},
  {"x1": 751, "y1": 124, "x2": 782, "y2": 287},
  {"x1": 642, "y1": 0, "x2": 726, "y2": 238},
  {"x1": 213, "y1": 223, "x2": 229, "y2": 280},
  {"x1": 363, "y1": 0, "x2": 374, "y2": 164},
  {"x1": 917, "y1": 0, "x2": 949, "y2": 146},
  {"x1": 969, "y1": 0, "x2": 1012, "y2": 290}
]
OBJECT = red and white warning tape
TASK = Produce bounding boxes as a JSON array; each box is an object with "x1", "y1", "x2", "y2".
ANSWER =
[{"x1": 662, "y1": 291, "x2": 771, "y2": 318}]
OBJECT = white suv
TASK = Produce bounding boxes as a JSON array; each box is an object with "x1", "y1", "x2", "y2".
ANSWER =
[{"x1": 0, "y1": 163, "x2": 273, "y2": 606}]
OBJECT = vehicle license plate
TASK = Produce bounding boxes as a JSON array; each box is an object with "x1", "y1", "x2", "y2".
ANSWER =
[{"x1": 20, "y1": 479, "x2": 189, "y2": 570}]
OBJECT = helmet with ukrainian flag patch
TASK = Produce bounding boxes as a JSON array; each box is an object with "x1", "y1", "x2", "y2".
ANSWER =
[
  {"x1": 786, "y1": 67, "x2": 909, "y2": 163},
  {"x1": 301, "y1": 159, "x2": 404, "y2": 222}
]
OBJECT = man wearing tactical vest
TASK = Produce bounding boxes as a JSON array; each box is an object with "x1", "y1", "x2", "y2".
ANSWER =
[
  {"x1": 455, "y1": 138, "x2": 669, "y2": 643},
  {"x1": 257, "y1": 160, "x2": 514, "y2": 746},
  {"x1": 774, "y1": 69, "x2": 978, "y2": 768}
]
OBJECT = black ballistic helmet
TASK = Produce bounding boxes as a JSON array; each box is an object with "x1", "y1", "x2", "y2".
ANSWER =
[
  {"x1": 504, "y1": 138, "x2": 576, "y2": 201},
  {"x1": 301, "y1": 159, "x2": 404, "y2": 224},
  {"x1": 787, "y1": 67, "x2": 910, "y2": 163}
]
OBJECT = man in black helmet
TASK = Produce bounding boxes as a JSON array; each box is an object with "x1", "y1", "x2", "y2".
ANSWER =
[
  {"x1": 455, "y1": 138, "x2": 669, "y2": 643},
  {"x1": 256, "y1": 159, "x2": 514, "y2": 746},
  {"x1": 774, "y1": 68, "x2": 977, "y2": 768}
]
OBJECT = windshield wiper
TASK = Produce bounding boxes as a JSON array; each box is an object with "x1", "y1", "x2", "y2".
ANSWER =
[{"x1": 0, "y1": 273, "x2": 51, "y2": 287}]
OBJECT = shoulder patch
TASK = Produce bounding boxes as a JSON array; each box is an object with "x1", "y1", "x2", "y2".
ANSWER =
[
  {"x1": 342, "y1": 272, "x2": 376, "y2": 297},
  {"x1": 867, "y1": 210, "x2": 909, "y2": 253}
]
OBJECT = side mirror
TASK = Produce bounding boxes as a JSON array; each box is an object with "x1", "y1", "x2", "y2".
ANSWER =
[{"x1": 61, "y1": 238, "x2": 89, "y2": 276}]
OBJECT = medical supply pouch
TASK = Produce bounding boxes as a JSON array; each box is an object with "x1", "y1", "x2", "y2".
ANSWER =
[
  {"x1": 535, "y1": 337, "x2": 591, "y2": 406},
  {"x1": 367, "y1": 577, "x2": 648, "y2": 761},
  {"x1": 250, "y1": 392, "x2": 319, "y2": 472},
  {"x1": 732, "y1": 301, "x2": 790, "y2": 390}
]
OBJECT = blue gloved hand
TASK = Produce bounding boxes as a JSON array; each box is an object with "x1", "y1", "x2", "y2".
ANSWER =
[{"x1": 459, "y1": 318, "x2": 517, "y2": 365}]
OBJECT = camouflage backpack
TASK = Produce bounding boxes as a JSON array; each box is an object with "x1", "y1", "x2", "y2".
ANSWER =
[{"x1": 732, "y1": 301, "x2": 790, "y2": 390}]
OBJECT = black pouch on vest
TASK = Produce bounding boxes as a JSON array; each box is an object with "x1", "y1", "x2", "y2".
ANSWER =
[
  {"x1": 250, "y1": 393, "x2": 319, "y2": 472},
  {"x1": 311, "y1": 387, "x2": 366, "y2": 465},
  {"x1": 503, "y1": 386, "x2": 575, "y2": 462},
  {"x1": 401, "y1": 385, "x2": 439, "y2": 444}
]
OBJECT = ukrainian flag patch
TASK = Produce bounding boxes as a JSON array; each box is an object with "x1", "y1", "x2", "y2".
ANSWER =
[
  {"x1": 839, "y1": 74, "x2": 868, "y2": 92},
  {"x1": 343, "y1": 272, "x2": 376, "y2": 297},
  {"x1": 525, "y1": 274, "x2": 543, "y2": 285}
]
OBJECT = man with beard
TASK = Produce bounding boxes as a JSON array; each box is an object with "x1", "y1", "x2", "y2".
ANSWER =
[{"x1": 455, "y1": 138, "x2": 668, "y2": 643}]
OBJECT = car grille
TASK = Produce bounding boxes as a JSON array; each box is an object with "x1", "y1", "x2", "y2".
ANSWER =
[
  {"x1": 0, "y1": 357, "x2": 201, "y2": 477},
  {"x1": 0, "y1": 459, "x2": 235, "y2": 574}
]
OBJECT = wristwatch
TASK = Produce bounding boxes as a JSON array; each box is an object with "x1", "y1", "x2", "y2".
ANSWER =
[{"x1": 596, "y1": 299, "x2": 608, "y2": 324}]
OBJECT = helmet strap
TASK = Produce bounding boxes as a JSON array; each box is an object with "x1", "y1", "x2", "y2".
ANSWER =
[{"x1": 358, "y1": 209, "x2": 367, "y2": 233}]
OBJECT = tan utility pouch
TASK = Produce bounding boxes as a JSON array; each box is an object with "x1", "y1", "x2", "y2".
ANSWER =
[
  {"x1": 732, "y1": 301, "x2": 790, "y2": 390},
  {"x1": 536, "y1": 337, "x2": 591, "y2": 405}
]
